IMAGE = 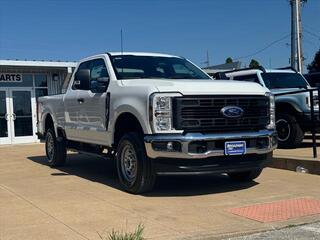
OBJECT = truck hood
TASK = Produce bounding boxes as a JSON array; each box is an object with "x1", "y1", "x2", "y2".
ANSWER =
[
  {"x1": 270, "y1": 87, "x2": 311, "y2": 98},
  {"x1": 270, "y1": 87, "x2": 307, "y2": 94},
  {"x1": 121, "y1": 79, "x2": 268, "y2": 95}
]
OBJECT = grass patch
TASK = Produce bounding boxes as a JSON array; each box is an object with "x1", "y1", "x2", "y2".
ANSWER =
[{"x1": 99, "y1": 224, "x2": 145, "y2": 240}]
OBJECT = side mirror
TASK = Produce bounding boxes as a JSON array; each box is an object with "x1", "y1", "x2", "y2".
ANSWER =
[
  {"x1": 91, "y1": 77, "x2": 109, "y2": 93},
  {"x1": 74, "y1": 69, "x2": 90, "y2": 90}
]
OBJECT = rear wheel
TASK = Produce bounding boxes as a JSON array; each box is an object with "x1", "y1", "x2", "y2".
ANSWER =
[
  {"x1": 228, "y1": 168, "x2": 263, "y2": 181},
  {"x1": 45, "y1": 129, "x2": 67, "y2": 167},
  {"x1": 276, "y1": 113, "x2": 304, "y2": 148},
  {"x1": 116, "y1": 132, "x2": 156, "y2": 194}
]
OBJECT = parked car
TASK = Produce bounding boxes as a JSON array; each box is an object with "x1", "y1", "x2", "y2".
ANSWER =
[
  {"x1": 37, "y1": 52, "x2": 277, "y2": 193},
  {"x1": 304, "y1": 72, "x2": 320, "y2": 87},
  {"x1": 225, "y1": 67, "x2": 318, "y2": 148}
]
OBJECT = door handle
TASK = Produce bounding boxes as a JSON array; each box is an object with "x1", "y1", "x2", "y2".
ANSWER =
[{"x1": 77, "y1": 98, "x2": 84, "y2": 104}]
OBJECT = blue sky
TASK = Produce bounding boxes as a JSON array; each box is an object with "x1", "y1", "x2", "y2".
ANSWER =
[{"x1": 0, "y1": 0, "x2": 319, "y2": 71}]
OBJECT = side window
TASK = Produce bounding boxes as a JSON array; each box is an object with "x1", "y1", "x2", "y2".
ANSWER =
[
  {"x1": 73, "y1": 59, "x2": 109, "y2": 91},
  {"x1": 90, "y1": 59, "x2": 109, "y2": 81},
  {"x1": 73, "y1": 61, "x2": 91, "y2": 89},
  {"x1": 233, "y1": 74, "x2": 260, "y2": 84},
  {"x1": 90, "y1": 59, "x2": 109, "y2": 92},
  {"x1": 78, "y1": 61, "x2": 90, "y2": 70}
]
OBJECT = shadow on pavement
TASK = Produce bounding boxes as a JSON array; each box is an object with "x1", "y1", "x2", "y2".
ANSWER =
[{"x1": 28, "y1": 153, "x2": 258, "y2": 197}]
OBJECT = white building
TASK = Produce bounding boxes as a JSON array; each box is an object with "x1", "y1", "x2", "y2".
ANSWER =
[{"x1": 0, "y1": 60, "x2": 77, "y2": 145}]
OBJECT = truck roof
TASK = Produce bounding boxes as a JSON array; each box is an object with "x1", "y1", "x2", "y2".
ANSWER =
[
  {"x1": 226, "y1": 68, "x2": 297, "y2": 77},
  {"x1": 108, "y1": 52, "x2": 181, "y2": 58},
  {"x1": 79, "y1": 52, "x2": 183, "y2": 63}
]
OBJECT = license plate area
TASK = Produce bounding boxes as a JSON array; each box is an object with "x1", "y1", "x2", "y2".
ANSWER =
[{"x1": 225, "y1": 141, "x2": 246, "y2": 155}]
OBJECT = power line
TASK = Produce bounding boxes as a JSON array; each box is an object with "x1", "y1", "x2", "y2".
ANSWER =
[
  {"x1": 234, "y1": 34, "x2": 290, "y2": 60},
  {"x1": 303, "y1": 24, "x2": 320, "y2": 35},
  {"x1": 304, "y1": 29, "x2": 320, "y2": 41},
  {"x1": 303, "y1": 38, "x2": 318, "y2": 48}
]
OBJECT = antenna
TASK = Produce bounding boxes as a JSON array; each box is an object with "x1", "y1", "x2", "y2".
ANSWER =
[
  {"x1": 120, "y1": 29, "x2": 123, "y2": 54},
  {"x1": 201, "y1": 50, "x2": 210, "y2": 67}
]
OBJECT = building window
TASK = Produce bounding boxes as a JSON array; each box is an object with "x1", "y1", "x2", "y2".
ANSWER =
[
  {"x1": 35, "y1": 88, "x2": 48, "y2": 98},
  {"x1": 34, "y1": 74, "x2": 48, "y2": 100},
  {"x1": 34, "y1": 74, "x2": 47, "y2": 87},
  {"x1": 22, "y1": 74, "x2": 33, "y2": 85}
]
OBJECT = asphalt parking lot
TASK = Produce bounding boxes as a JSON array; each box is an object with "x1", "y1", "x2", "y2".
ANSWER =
[{"x1": 1, "y1": 143, "x2": 320, "y2": 240}]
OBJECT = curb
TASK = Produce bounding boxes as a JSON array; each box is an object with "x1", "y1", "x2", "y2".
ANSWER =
[{"x1": 271, "y1": 156, "x2": 320, "y2": 175}]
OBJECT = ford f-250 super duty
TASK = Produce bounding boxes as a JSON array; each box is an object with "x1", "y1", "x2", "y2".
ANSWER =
[
  {"x1": 37, "y1": 52, "x2": 277, "y2": 193},
  {"x1": 225, "y1": 67, "x2": 317, "y2": 149}
]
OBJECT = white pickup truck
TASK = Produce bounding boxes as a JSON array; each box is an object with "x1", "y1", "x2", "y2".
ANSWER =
[{"x1": 37, "y1": 52, "x2": 277, "y2": 193}]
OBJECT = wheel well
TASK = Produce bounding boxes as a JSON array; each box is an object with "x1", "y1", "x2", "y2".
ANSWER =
[
  {"x1": 113, "y1": 113, "x2": 144, "y2": 148},
  {"x1": 276, "y1": 103, "x2": 299, "y2": 116},
  {"x1": 44, "y1": 114, "x2": 54, "y2": 133}
]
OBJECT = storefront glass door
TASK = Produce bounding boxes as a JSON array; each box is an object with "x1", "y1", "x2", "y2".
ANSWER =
[
  {"x1": 0, "y1": 90, "x2": 11, "y2": 144},
  {"x1": 0, "y1": 88, "x2": 37, "y2": 144}
]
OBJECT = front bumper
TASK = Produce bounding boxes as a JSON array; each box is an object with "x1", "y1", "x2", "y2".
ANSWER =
[{"x1": 144, "y1": 130, "x2": 277, "y2": 159}]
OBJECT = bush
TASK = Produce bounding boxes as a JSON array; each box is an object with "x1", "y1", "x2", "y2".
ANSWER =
[{"x1": 99, "y1": 224, "x2": 144, "y2": 240}]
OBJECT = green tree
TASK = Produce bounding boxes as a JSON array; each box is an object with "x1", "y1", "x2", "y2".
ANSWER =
[
  {"x1": 225, "y1": 57, "x2": 233, "y2": 64},
  {"x1": 249, "y1": 59, "x2": 260, "y2": 68},
  {"x1": 307, "y1": 49, "x2": 320, "y2": 73}
]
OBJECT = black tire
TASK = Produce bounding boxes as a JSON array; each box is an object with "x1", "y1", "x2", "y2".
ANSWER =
[
  {"x1": 116, "y1": 132, "x2": 156, "y2": 194},
  {"x1": 228, "y1": 168, "x2": 263, "y2": 182},
  {"x1": 45, "y1": 129, "x2": 67, "y2": 167},
  {"x1": 276, "y1": 113, "x2": 304, "y2": 149}
]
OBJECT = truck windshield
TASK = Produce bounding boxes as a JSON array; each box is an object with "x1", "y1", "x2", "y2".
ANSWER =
[
  {"x1": 110, "y1": 55, "x2": 210, "y2": 80},
  {"x1": 261, "y1": 72, "x2": 309, "y2": 89}
]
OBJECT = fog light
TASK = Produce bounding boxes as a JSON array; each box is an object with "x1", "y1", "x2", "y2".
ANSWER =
[
  {"x1": 151, "y1": 141, "x2": 181, "y2": 152},
  {"x1": 167, "y1": 141, "x2": 173, "y2": 151}
]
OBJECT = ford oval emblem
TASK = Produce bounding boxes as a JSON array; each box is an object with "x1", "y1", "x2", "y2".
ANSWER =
[{"x1": 221, "y1": 106, "x2": 244, "y2": 118}]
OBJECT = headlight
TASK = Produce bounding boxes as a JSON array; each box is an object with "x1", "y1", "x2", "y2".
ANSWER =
[
  {"x1": 149, "y1": 93, "x2": 182, "y2": 133},
  {"x1": 266, "y1": 93, "x2": 275, "y2": 130},
  {"x1": 307, "y1": 94, "x2": 319, "y2": 109}
]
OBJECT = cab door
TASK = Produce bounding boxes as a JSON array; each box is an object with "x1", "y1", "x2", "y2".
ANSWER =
[{"x1": 76, "y1": 58, "x2": 110, "y2": 145}]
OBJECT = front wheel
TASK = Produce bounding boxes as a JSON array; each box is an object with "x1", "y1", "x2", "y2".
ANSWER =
[
  {"x1": 45, "y1": 129, "x2": 67, "y2": 167},
  {"x1": 276, "y1": 113, "x2": 304, "y2": 149},
  {"x1": 116, "y1": 132, "x2": 156, "y2": 194},
  {"x1": 227, "y1": 168, "x2": 263, "y2": 182}
]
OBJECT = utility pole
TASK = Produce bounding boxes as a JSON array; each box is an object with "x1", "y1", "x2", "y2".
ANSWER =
[
  {"x1": 295, "y1": 0, "x2": 302, "y2": 72},
  {"x1": 290, "y1": 0, "x2": 295, "y2": 69},
  {"x1": 298, "y1": 0, "x2": 304, "y2": 72},
  {"x1": 290, "y1": 0, "x2": 305, "y2": 73}
]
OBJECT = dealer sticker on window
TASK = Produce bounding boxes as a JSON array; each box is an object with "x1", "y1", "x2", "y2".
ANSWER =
[{"x1": 225, "y1": 141, "x2": 246, "y2": 155}]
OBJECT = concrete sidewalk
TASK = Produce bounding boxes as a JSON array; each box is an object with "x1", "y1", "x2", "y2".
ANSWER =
[
  {"x1": 228, "y1": 222, "x2": 320, "y2": 240},
  {"x1": 1, "y1": 144, "x2": 320, "y2": 240},
  {"x1": 273, "y1": 137, "x2": 320, "y2": 175}
]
